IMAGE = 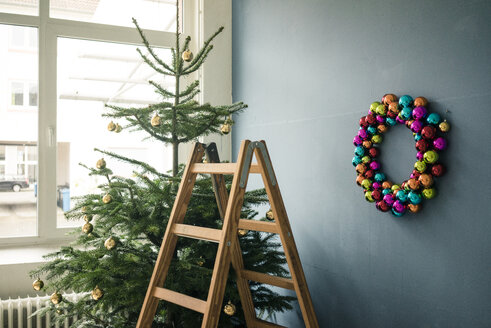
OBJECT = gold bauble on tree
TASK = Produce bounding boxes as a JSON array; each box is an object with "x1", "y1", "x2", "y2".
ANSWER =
[
  {"x1": 91, "y1": 286, "x2": 104, "y2": 301},
  {"x1": 223, "y1": 301, "x2": 236, "y2": 316},
  {"x1": 151, "y1": 114, "x2": 162, "y2": 127},
  {"x1": 238, "y1": 229, "x2": 248, "y2": 236},
  {"x1": 115, "y1": 123, "x2": 122, "y2": 133},
  {"x1": 50, "y1": 291, "x2": 62, "y2": 305},
  {"x1": 266, "y1": 209, "x2": 274, "y2": 221},
  {"x1": 32, "y1": 278, "x2": 44, "y2": 291},
  {"x1": 182, "y1": 49, "x2": 193, "y2": 62},
  {"x1": 96, "y1": 158, "x2": 106, "y2": 169},
  {"x1": 197, "y1": 256, "x2": 205, "y2": 267},
  {"x1": 82, "y1": 222, "x2": 93, "y2": 234},
  {"x1": 84, "y1": 214, "x2": 93, "y2": 222},
  {"x1": 220, "y1": 123, "x2": 231, "y2": 135},
  {"x1": 104, "y1": 236, "x2": 117, "y2": 250},
  {"x1": 102, "y1": 193, "x2": 112, "y2": 204},
  {"x1": 107, "y1": 121, "x2": 116, "y2": 131}
]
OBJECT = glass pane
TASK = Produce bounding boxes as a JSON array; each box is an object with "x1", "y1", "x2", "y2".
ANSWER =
[
  {"x1": 0, "y1": 0, "x2": 38, "y2": 16},
  {"x1": 29, "y1": 83, "x2": 37, "y2": 106},
  {"x1": 57, "y1": 37, "x2": 173, "y2": 228},
  {"x1": 50, "y1": 0, "x2": 179, "y2": 32},
  {"x1": 0, "y1": 25, "x2": 38, "y2": 238}
]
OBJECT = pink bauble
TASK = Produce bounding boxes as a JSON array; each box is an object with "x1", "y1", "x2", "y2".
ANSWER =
[
  {"x1": 410, "y1": 120, "x2": 423, "y2": 133},
  {"x1": 370, "y1": 161, "x2": 381, "y2": 170},
  {"x1": 358, "y1": 129, "x2": 368, "y2": 139},
  {"x1": 433, "y1": 137, "x2": 447, "y2": 150},
  {"x1": 412, "y1": 106, "x2": 427, "y2": 120},
  {"x1": 383, "y1": 194, "x2": 395, "y2": 206},
  {"x1": 372, "y1": 182, "x2": 382, "y2": 189},
  {"x1": 416, "y1": 151, "x2": 424, "y2": 161}
]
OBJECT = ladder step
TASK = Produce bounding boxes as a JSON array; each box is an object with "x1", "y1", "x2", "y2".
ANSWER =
[
  {"x1": 238, "y1": 219, "x2": 279, "y2": 234},
  {"x1": 255, "y1": 318, "x2": 287, "y2": 328},
  {"x1": 240, "y1": 270, "x2": 294, "y2": 290},
  {"x1": 191, "y1": 163, "x2": 261, "y2": 174},
  {"x1": 153, "y1": 287, "x2": 207, "y2": 313},
  {"x1": 172, "y1": 224, "x2": 222, "y2": 242}
]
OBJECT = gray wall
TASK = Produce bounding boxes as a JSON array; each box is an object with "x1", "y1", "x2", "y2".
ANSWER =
[{"x1": 231, "y1": 0, "x2": 491, "y2": 327}]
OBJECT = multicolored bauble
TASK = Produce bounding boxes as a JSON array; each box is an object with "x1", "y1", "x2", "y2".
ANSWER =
[{"x1": 353, "y1": 94, "x2": 449, "y2": 217}]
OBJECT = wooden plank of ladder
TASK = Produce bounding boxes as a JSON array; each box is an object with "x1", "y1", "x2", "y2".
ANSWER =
[
  {"x1": 254, "y1": 140, "x2": 319, "y2": 328},
  {"x1": 201, "y1": 140, "x2": 254, "y2": 328},
  {"x1": 153, "y1": 287, "x2": 207, "y2": 313},
  {"x1": 136, "y1": 143, "x2": 206, "y2": 328},
  {"x1": 205, "y1": 143, "x2": 257, "y2": 327}
]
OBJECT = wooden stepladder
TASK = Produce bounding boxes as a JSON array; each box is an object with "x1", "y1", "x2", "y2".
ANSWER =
[{"x1": 137, "y1": 140, "x2": 319, "y2": 328}]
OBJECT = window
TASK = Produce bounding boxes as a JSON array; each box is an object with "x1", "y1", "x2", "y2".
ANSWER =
[
  {"x1": 0, "y1": 0, "x2": 38, "y2": 16},
  {"x1": 10, "y1": 81, "x2": 38, "y2": 108}
]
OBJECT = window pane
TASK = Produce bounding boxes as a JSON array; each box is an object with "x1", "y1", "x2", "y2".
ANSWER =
[
  {"x1": 0, "y1": 25, "x2": 38, "y2": 238},
  {"x1": 57, "y1": 37, "x2": 173, "y2": 228},
  {"x1": 50, "y1": 0, "x2": 179, "y2": 32},
  {"x1": 0, "y1": 0, "x2": 38, "y2": 16},
  {"x1": 29, "y1": 83, "x2": 38, "y2": 106}
]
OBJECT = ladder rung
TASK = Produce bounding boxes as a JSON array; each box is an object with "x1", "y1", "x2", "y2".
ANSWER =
[
  {"x1": 238, "y1": 219, "x2": 279, "y2": 234},
  {"x1": 153, "y1": 287, "x2": 207, "y2": 313},
  {"x1": 173, "y1": 224, "x2": 222, "y2": 242},
  {"x1": 241, "y1": 270, "x2": 294, "y2": 290},
  {"x1": 191, "y1": 163, "x2": 261, "y2": 174},
  {"x1": 255, "y1": 318, "x2": 287, "y2": 328}
]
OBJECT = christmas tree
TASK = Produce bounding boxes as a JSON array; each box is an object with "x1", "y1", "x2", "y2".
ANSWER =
[{"x1": 31, "y1": 2, "x2": 294, "y2": 327}]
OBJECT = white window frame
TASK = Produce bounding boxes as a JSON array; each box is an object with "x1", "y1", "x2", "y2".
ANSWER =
[{"x1": 0, "y1": 0, "x2": 233, "y2": 247}]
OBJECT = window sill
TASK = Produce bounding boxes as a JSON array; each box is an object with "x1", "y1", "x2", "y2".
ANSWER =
[{"x1": 0, "y1": 242, "x2": 68, "y2": 265}]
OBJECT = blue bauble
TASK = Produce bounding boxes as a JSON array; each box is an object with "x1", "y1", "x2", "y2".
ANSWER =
[
  {"x1": 426, "y1": 113, "x2": 441, "y2": 125},
  {"x1": 396, "y1": 190, "x2": 408, "y2": 202},
  {"x1": 414, "y1": 133, "x2": 422, "y2": 141},
  {"x1": 367, "y1": 126, "x2": 377, "y2": 135},
  {"x1": 408, "y1": 191, "x2": 422, "y2": 204},
  {"x1": 382, "y1": 188, "x2": 391, "y2": 196},
  {"x1": 399, "y1": 107, "x2": 412, "y2": 120},
  {"x1": 354, "y1": 146, "x2": 365, "y2": 157},
  {"x1": 386, "y1": 117, "x2": 397, "y2": 126},
  {"x1": 399, "y1": 95, "x2": 414, "y2": 107},
  {"x1": 374, "y1": 172, "x2": 386, "y2": 182},
  {"x1": 352, "y1": 156, "x2": 362, "y2": 166},
  {"x1": 391, "y1": 208, "x2": 405, "y2": 217}
]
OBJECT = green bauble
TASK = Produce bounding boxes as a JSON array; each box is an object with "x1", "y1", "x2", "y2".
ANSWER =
[{"x1": 423, "y1": 150, "x2": 439, "y2": 164}]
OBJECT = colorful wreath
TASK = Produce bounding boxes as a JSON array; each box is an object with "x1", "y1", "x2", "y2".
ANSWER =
[{"x1": 352, "y1": 94, "x2": 450, "y2": 216}]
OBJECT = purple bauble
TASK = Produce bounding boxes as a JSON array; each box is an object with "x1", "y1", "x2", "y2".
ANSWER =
[
  {"x1": 369, "y1": 161, "x2": 381, "y2": 170},
  {"x1": 416, "y1": 151, "x2": 424, "y2": 161},
  {"x1": 410, "y1": 120, "x2": 423, "y2": 133},
  {"x1": 372, "y1": 182, "x2": 382, "y2": 190},
  {"x1": 358, "y1": 129, "x2": 368, "y2": 139},
  {"x1": 376, "y1": 115, "x2": 385, "y2": 124},
  {"x1": 412, "y1": 106, "x2": 428, "y2": 120},
  {"x1": 393, "y1": 200, "x2": 406, "y2": 213},
  {"x1": 433, "y1": 137, "x2": 447, "y2": 150},
  {"x1": 396, "y1": 116, "x2": 406, "y2": 124},
  {"x1": 353, "y1": 136, "x2": 363, "y2": 145},
  {"x1": 383, "y1": 194, "x2": 395, "y2": 206}
]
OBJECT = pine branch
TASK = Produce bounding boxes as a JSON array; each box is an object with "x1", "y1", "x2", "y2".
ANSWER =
[{"x1": 182, "y1": 26, "x2": 224, "y2": 74}]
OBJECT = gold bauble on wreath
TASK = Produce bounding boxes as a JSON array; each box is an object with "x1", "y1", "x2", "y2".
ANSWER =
[
  {"x1": 32, "y1": 278, "x2": 44, "y2": 291},
  {"x1": 96, "y1": 158, "x2": 106, "y2": 169},
  {"x1": 266, "y1": 209, "x2": 274, "y2": 221},
  {"x1": 104, "y1": 236, "x2": 117, "y2": 250},
  {"x1": 238, "y1": 229, "x2": 248, "y2": 236},
  {"x1": 115, "y1": 123, "x2": 122, "y2": 133},
  {"x1": 151, "y1": 114, "x2": 162, "y2": 127},
  {"x1": 107, "y1": 121, "x2": 116, "y2": 131},
  {"x1": 439, "y1": 120, "x2": 450, "y2": 133},
  {"x1": 223, "y1": 301, "x2": 236, "y2": 316},
  {"x1": 50, "y1": 291, "x2": 63, "y2": 305},
  {"x1": 102, "y1": 193, "x2": 112, "y2": 204},
  {"x1": 91, "y1": 286, "x2": 104, "y2": 301},
  {"x1": 220, "y1": 123, "x2": 231, "y2": 135},
  {"x1": 82, "y1": 222, "x2": 93, "y2": 234},
  {"x1": 182, "y1": 49, "x2": 193, "y2": 62}
]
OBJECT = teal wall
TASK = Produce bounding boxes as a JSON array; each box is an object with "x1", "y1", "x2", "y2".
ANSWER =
[{"x1": 232, "y1": 0, "x2": 491, "y2": 327}]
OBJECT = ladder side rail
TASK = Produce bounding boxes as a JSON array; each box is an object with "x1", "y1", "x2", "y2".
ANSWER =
[
  {"x1": 254, "y1": 141, "x2": 320, "y2": 328},
  {"x1": 205, "y1": 143, "x2": 257, "y2": 327},
  {"x1": 202, "y1": 140, "x2": 253, "y2": 328},
  {"x1": 137, "y1": 142, "x2": 206, "y2": 328}
]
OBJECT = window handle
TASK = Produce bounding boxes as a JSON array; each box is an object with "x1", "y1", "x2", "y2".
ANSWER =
[{"x1": 47, "y1": 126, "x2": 55, "y2": 147}]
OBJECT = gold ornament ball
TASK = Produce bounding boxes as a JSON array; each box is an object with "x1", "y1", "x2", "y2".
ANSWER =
[
  {"x1": 82, "y1": 222, "x2": 93, "y2": 234},
  {"x1": 96, "y1": 158, "x2": 106, "y2": 170},
  {"x1": 238, "y1": 229, "x2": 249, "y2": 236},
  {"x1": 107, "y1": 121, "x2": 116, "y2": 132},
  {"x1": 220, "y1": 123, "x2": 231, "y2": 135},
  {"x1": 81, "y1": 206, "x2": 87, "y2": 213},
  {"x1": 266, "y1": 209, "x2": 274, "y2": 221},
  {"x1": 151, "y1": 114, "x2": 162, "y2": 127},
  {"x1": 439, "y1": 120, "x2": 450, "y2": 132},
  {"x1": 197, "y1": 257, "x2": 205, "y2": 267},
  {"x1": 84, "y1": 214, "x2": 93, "y2": 222},
  {"x1": 50, "y1": 292, "x2": 63, "y2": 305},
  {"x1": 91, "y1": 286, "x2": 104, "y2": 301},
  {"x1": 115, "y1": 123, "x2": 122, "y2": 133},
  {"x1": 104, "y1": 236, "x2": 117, "y2": 250},
  {"x1": 223, "y1": 301, "x2": 236, "y2": 316},
  {"x1": 32, "y1": 278, "x2": 44, "y2": 291},
  {"x1": 103, "y1": 194, "x2": 112, "y2": 204},
  {"x1": 182, "y1": 50, "x2": 194, "y2": 62}
]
